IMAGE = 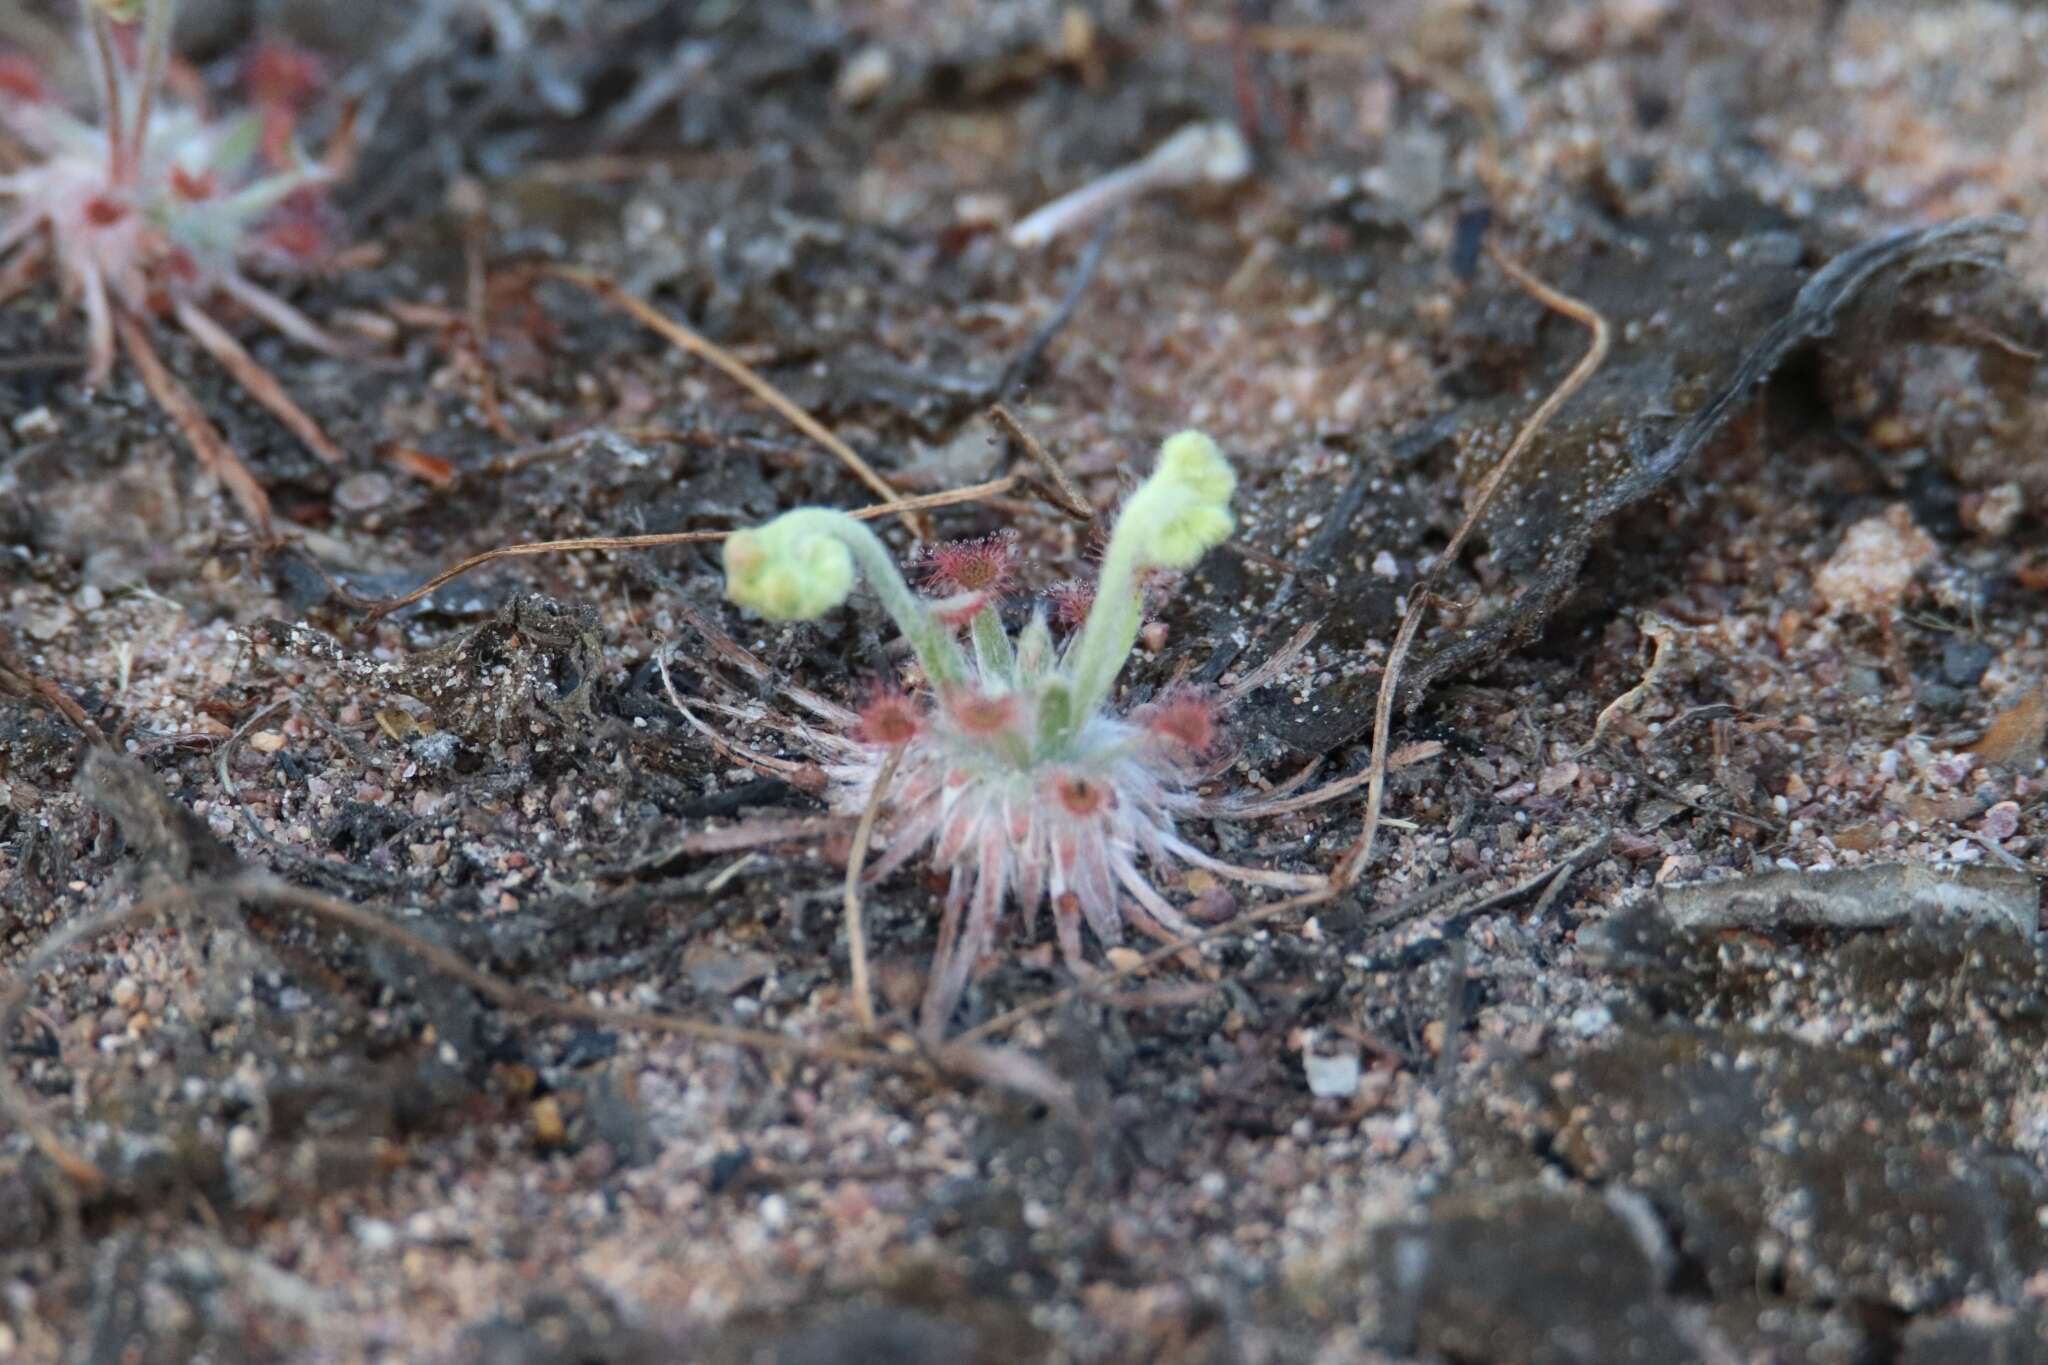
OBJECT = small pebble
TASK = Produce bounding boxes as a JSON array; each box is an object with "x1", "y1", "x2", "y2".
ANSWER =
[
  {"x1": 333, "y1": 471, "x2": 394, "y2": 514},
  {"x1": 1303, "y1": 1049, "x2": 1362, "y2": 1099},
  {"x1": 1983, "y1": 801, "x2": 2022, "y2": 841},
  {"x1": 1816, "y1": 504, "x2": 1936, "y2": 616},
  {"x1": 353, "y1": 1218, "x2": 398, "y2": 1254},
  {"x1": 25, "y1": 609, "x2": 72, "y2": 642},
  {"x1": 1104, "y1": 947, "x2": 1146, "y2": 973},
  {"x1": 1569, "y1": 1004, "x2": 1614, "y2": 1038},
  {"x1": 1941, "y1": 638, "x2": 1996, "y2": 689},
  {"x1": 1963, "y1": 481, "x2": 2024, "y2": 540},
  {"x1": 834, "y1": 44, "x2": 893, "y2": 106},
  {"x1": 531, "y1": 1096, "x2": 567, "y2": 1149},
  {"x1": 249, "y1": 730, "x2": 287, "y2": 754},
  {"x1": 12, "y1": 406, "x2": 56, "y2": 438}
]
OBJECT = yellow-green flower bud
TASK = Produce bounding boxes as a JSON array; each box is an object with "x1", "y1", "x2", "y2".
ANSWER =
[
  {"x1": 1055, "y1": 430, "x2": 1237, "y2": 730},
  {"x1": 722, "y1": 515, "x2": 855, "y2": 621},
  {"x1": 1154, "y1": 430, "x2": 1235, "y2": 508},
  {"x1": 1140, "y1": 498, "x2": 1234, "y2": 569},
  {"x1": 1114, "y1": 430, "x2": 1236, "y2": 571}
]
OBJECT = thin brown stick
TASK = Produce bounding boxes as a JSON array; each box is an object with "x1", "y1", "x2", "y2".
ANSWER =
[
  {"x1": 115, "y1": 309, "x2": 275, "y2": 537},
  {"x1": 1332, "y1": 244, "x2": 1610, "y2": 888},
  {"x1": 1219, "y1": 621, "x2": 1318, "y2": 705},
  {"x1": 654, "y1": 647, "x2": 823, "y2": 790},
  {"x1": 174, "y1": 300, "x2": 346, "y2": 465},
  {"x1": 0, "y1": 234, "x2": 49, "y2": 309},
  {"x1": 355, "y1": 473, "x2": 1019, "y2": 627},
  {"x1": 459, "y1": 189, "x2": 522, "y2": 444},
  {"x1": 547, "y1": 265, "x2": 925, "y2": 535},
  {"x1": 1182, "y1": 15, "x2": 1378, "y2": 58},
  {"x1": 1328, "y1": 604, "x2": 1427, "y2": 889},
  {"x1": 0, "y1": 903, "x2": 153, "y2": 1192},
  {"x1": 0, "y1": 625, "x2": 110, "y2": 748},
  {"x1": 1585, "y1": 613, "x2": 1685, "y2": 752},
  {"x1": 233, "y1": 876, "x2": 919, "y2": 1070},
  {"x1": 988, "y1": 403, "x2": 1092, "y2": 520},
  {"x1": 844, "y1": 744, "x2": 905, "y2": 1031},
  {"x1": 955, "y1": 886, "x2": 1334, "y2": 1044},
  {"x1": 3, "y1": 872, "x2": 932, "y2": 1196}
]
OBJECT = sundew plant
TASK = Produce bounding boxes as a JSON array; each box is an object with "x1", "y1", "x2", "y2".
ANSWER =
[
  {"x1": 0, "y1": 0, "x2": 344, "y2": 480},
  {"x1": 724, "y1": 431, "x2": 1313, "y2": 1036}
]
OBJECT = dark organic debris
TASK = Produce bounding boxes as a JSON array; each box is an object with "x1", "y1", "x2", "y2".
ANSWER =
[
  {"x1": 701, "y1": 1286, "x2": 1045, "y2": 1365},
  {"x1": 1443, "y1": 215, "x2": 2021, "y2": 684},
  {"x1": 259, "y1": 592, "x2": 604, "y2": 741},
  {"x1": 397, "y1": 592, "x2": 605, "y2": 739},
  {"x1": 78, "y1": 746, "x2": 240, "y2": 883},
  {"x1": 451, "y1": 1284, "x2": 667, "y2": 1365},
  {"x1": 1490, "y1": 1023, "x2": 2048, "y2": 1313},
  {"x1": 1250, "y1": 208, "x2": 2024, "y2": 753},
  {"x1": 1359, "y1": 1184, "x2": 1703, "y2": 1365}
]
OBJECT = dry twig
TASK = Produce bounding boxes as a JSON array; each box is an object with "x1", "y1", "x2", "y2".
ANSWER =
[
  {"x1": 653, "y1": 646, "x2": 825, "y2": 791},
  {"x1": 1585, "y1": 613, "x2": 1689, "y2": 752},
  {"x1": 546, "y1": 265, "x2": 925, "y2": 535},
  {"x1": 114, "y1": 308, "x2": 275, "y2": 537},
  {"x1": 0, "y1": 904, "x2": 146, "y2": 1191},
  {"x1": 988, "y1": 402, "x2": 1093, "y2": 520},
  {"x1": 172, "y1": 300, "x2": 346, "y2": 465},
  {"x1": 232, "y1": 876, "x2": 921, "y2": 1069},
  {"x1": 1181, "y1": 15, "x2": 1378, "y2": 58},
  {"x1": 1332, "y1": 244, "x2": 1611, "y2": 888},
  {"x1": 995, "y1": 209, "x2": 1119, "y2": 396},
  {"x1": 0, "y1": 625, "x2": 110, "y2": 748},
  {"x1": 354, "y1": 474, "x2": 1018, "y2": 627}
]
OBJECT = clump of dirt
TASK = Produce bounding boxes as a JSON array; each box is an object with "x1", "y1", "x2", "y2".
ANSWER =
[{"x1": 257, "y1": 592, "x2": 604, "y2": 742}]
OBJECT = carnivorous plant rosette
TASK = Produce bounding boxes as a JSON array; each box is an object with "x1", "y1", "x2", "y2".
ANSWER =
[
  {"x1": 0, "y1": 0, "x2": 350, "y2": 524},
  {"x1": 721, "y1": 431, "x2": 1320, "y2": 1037}
]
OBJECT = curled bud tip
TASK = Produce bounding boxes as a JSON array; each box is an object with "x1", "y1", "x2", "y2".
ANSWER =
[
  {"x1": 721, "y1": 515, "x2": 855, "y2": 621},
  {"x1": 1144, "y1": 502, "x2": 1233, "y2": 570},
  {"x1": 1156, "y1": 430, "x2": 1235, "y2": 507},
  {"x1": 1113, "y1": 430, "x2": 1236, "y2": 571}
]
